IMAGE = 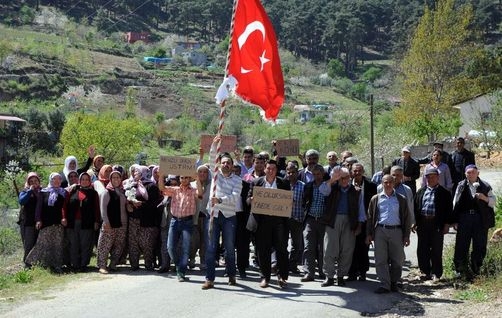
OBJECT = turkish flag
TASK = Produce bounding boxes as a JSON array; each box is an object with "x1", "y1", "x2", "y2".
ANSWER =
[{"x1": 226, "y1": 0, "x2": 284, "y2": 121}]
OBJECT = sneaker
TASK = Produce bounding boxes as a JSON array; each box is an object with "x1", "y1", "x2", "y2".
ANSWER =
[
  {"x1": 337, "y1": 277, "x2": 346, "y2": 287},
  {"x1": 321, "y1": 278, "x2": 335, "y2": 287},
  {"x1": 99, "y1": 268, "x2": 109, "y2": 274},
  {"x1": 201, "y1": 280, "x2": 214, "y2": 290},
  {"x1": 177, "y1": 272, "x2": 186, "y2": 282}
]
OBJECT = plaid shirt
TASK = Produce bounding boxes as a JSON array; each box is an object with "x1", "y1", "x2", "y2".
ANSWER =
[
  {"x1": 308, "y1": 184, "x2": 325, "y2": 218},
  {"x1": 290, "y1": 180, "x2": 305, "y2": 222},
  {"x1": 421, "y1": 186, "x2": 436, "y2": 217},
  {"x1": 168, "y1": 185, "x2": 197, "y2": 218}
]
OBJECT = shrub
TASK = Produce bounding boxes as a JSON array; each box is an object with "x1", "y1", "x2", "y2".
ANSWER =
[
  {"x1": 0, "y1": 227, "x2": 21, "y2": 255},
  {"x1": 480, "y1": 241, "x2": 502, "y2": 277},
  {"x1": 14, "y1": 269, "x2": 33, "y2": 284},
  {"x1": 362, "y1": 66, "x2": 383, "y2": 83},
  {"x1": 333, "y1": 78, "x2": 353, "y2": 95}
]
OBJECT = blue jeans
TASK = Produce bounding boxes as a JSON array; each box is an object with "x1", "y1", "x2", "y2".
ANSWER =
[
  {"x1": 167, "y1": 217, "x2": 193, "y2": 275},
  {"x1": 204, "y1": 212, "x2": 237, "y2": 281}
]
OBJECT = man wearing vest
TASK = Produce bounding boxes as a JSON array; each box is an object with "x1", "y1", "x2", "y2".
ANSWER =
[{"x1": 452, "y1": 165, "x2": 495, "y2": 279}]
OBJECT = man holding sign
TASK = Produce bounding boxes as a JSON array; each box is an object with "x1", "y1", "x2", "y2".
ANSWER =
[{"x1": 248, "y1": 160, "x2": 291, "y2": 288}]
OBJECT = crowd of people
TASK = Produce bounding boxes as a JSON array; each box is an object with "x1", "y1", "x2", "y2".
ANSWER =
[{"x1": 17, "y1": 136, "x2": 496, "y2": 294}]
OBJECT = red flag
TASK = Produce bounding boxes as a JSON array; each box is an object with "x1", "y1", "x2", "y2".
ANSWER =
[{"x1": 227, "y1": 0, "x2": 284, "y2": 121}]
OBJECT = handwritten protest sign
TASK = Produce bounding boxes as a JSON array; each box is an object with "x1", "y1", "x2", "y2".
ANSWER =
[
  {"x1": 274, "y1": 139, "x2": 299, "y2": 156},
  {"x1": 251, "y1": 187, "x2": 293, "y2": 217},
  {"x1": 200, "y1": 135, "x2": 237, "y2": 153},
  {"x1": 159, "y1": 156, "x2": 197, "y2": 177}
]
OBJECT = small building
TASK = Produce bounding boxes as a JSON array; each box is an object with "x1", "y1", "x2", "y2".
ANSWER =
[
  {"x1": 293, "y1": 104, "x2": 334, "y2": 123},
  {"x1": 125, "y1": 32, "x2": 150, "y2": 44},
  {"x1": 453, "y1": 91, "x2": 500, "y2": 137},
  {"x1": 172, "y1": 41, "x2": 201, "y2": 56},
  {"x1": 181, "y1": 51, "x2": 207, "y2": 66}
]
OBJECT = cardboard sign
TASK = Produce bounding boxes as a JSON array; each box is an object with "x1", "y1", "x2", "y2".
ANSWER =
[
  {"x1": 251, "y1": 187, "x2": 293, "y2": 217},
  {"x1": 200, "y1": 135, "x2": 237, "y2": 153},
  {"x1": 274, "y1": 139, "x2": 300, "y2": 156},
  {"x1": 159, "y1": 156, "x2": 197, "y2": 177}
]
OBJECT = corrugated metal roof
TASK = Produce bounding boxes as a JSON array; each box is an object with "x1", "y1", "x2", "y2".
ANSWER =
[{"x1": 0, "y1": 115, "x2": 26, "y2": 122}]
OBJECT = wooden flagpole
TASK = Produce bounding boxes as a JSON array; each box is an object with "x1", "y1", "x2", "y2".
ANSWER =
[{"x1": 209, "y1": 0, "x2": 238, "y2": 237}]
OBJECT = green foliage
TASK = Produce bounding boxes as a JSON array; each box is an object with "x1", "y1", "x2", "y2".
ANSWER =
[
  {"x1": 397, "y1": 0, "x2": 480, "y2": 142},
  {"x1": 0, "y1": 40, "x2": 12, "y2": 63},
  {"x1": 150, "y1": 47, "x2": 167, "y2": 58},
  {"x1": 19, "y1": 5, "x2": 35, "y2": 25},
  {"x1": 333, "y1": 78, "x2": 354, "y2": 95},
  {"x1": 362, "y1": 66, "x2": 383, "y2": 83},
  {"x1": 0, "y1": 227, "x2": 20, "y2": 255},
  {"x1": 327, "y1": 59, "x2": 345, "y2": 78},
  {"x1": 13, "y1": 270, "x2": 33, "y2": 284},
  {"x1": 60, "y1": 112, "x2": 152, "y2": 164}
]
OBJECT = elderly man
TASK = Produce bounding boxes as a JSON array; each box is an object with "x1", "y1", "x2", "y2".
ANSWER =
[
  {"x1": 452, "y1": 165, "x2": 495, "y2": 278},
  {"x1": 392, "y1": 146, "x2": 420, "y2": 195},
  {"x1": 299, "y1": 149, "x2": 329, "y2": 183},
  {"x1": 414, "y1": 168, "x2": 453, "y2": 281},
  {"x1": 348, "y1": 163, "x2": 377, "y2": 281},
  {"x1": 319, "y1": 166, "x2": 365, "y2": 287},
  {"x1": 367, "y1": 174, "x2": 412, "y2": 294},
  {"x1": 301, "y1": 164, "x2": 328, "y2": 283},
  {"x1": 324, "y1": 151, "x2": 339, "y2": 176}
]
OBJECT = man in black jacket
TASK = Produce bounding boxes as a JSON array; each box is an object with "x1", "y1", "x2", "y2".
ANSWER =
[
  {"x1": 248, "y1": 160, "x2": 291, "y2": 288},
  {"x1": 413, "y1": 168, "x2": 453, "y2": 281},
  {"x1": 347, "y1": 163, "x2": 377, "y2": 281},
  {"x1": 392, "y1": 146, "x2": 420, "y2": 195}
]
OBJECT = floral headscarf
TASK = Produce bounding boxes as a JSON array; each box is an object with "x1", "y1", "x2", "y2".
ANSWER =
[{"x1": 41, "y1": 172, "x2": 66, "y2": 206}]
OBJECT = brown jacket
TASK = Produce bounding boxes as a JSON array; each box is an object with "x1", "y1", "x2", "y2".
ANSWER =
[{"x1": 366, "y1": 192, "x2": 411, "y2": 240}]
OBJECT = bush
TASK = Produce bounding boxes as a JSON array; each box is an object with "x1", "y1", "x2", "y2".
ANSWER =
[
  {"x1": 362, "y1": 66, "x2": 383, "y2": 83},
  {"x1": 333, "y1": 78, "x2": 353, "y2": 95},
  {"x1": 14, "y1": 269, "x2": 33, "y2": 284},
  {"x1": 0, "y1": 227, "x2": 21, "y2": 255},
  {"x1": 480, "y1": 241, "x2": 502, "y2": 277}
]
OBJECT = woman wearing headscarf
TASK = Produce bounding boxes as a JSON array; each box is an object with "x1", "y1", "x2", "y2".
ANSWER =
[
  {"x1": 25, "y1": 173, "x2": 66, "y2": 273},
  {"x1": 18, "y1": 172, "x2": 41, "y2": 265},
  {"x1": 62, "y1": 172, "x2": 100, "y2": 272},
  {"x1": 93, "y1": 164, "x2": 113, "y2": 195},
  {"x1": 60, "y1": 146, "x2": 96, "y2": 188},
  {"x1": 89, "y1": 155, "x2": 105, "y2": 182},
  {"x1": 97, "y1": 171, "x2": 128, "y2": 274},
  {"x1": 126, "y1": 165, "x2": 161, "y2": 270}
]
